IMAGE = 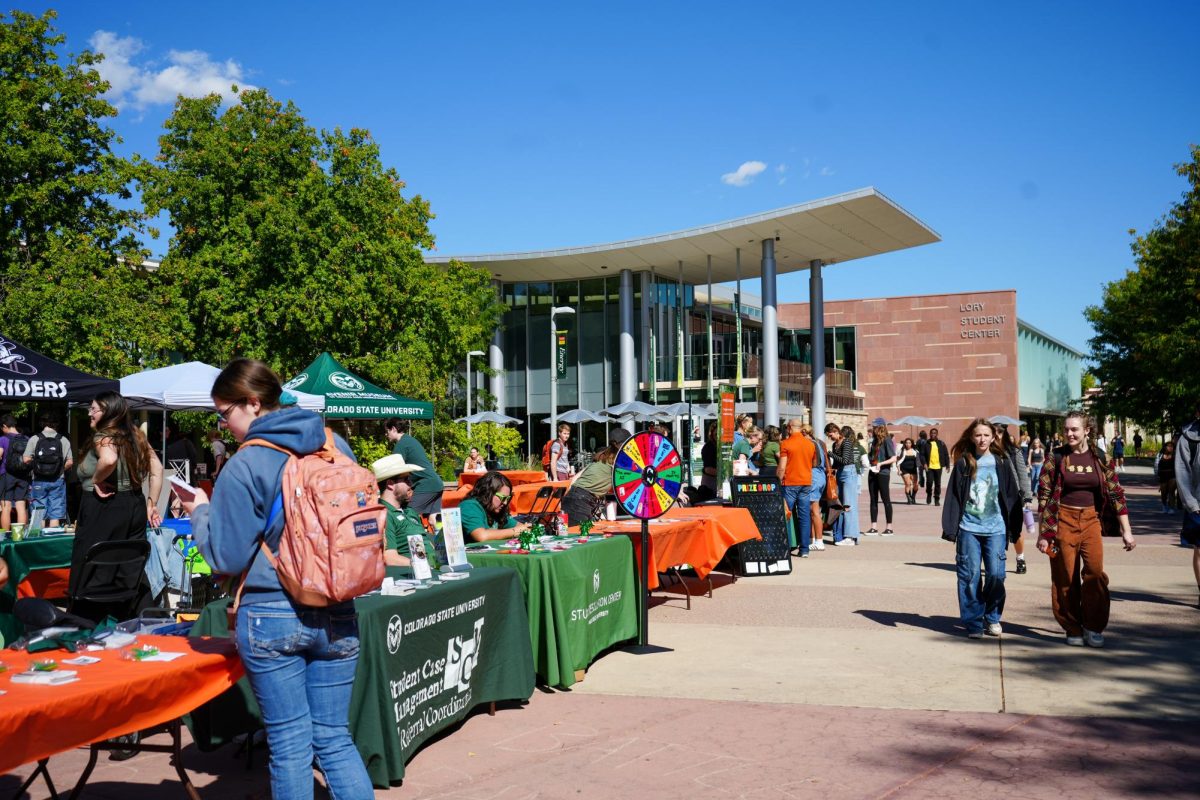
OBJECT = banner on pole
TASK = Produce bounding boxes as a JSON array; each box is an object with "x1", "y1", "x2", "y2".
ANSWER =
[{"x1": 556, "y1": 329, "x2": 568, "y2": 379}]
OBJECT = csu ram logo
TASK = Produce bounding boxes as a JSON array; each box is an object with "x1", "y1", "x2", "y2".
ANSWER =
[{"x1": 329, "y1": 371, "x2": 365, "y2": 392}]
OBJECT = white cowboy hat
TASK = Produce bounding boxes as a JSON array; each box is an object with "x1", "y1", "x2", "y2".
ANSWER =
[{"x1": 371, "y1": 453, "x2": 425, "y2": 482}]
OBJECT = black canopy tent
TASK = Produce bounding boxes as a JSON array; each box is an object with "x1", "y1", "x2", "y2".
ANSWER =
[{"x1": 0, "y1": 335, "x2": 119, "y2": 403}]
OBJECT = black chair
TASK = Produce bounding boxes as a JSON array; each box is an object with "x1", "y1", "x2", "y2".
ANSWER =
[{"x1": 69, "y1": 539, "x2": 152, "y2": 621}]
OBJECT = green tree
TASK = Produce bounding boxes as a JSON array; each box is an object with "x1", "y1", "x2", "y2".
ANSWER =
[
  {"x1": 1085, "y1": 145, "x2": 1200, "y2": 431},
  {"x1": 139, "y1": 88, "x2": 501, "y2": 400},
  {"x1": 0, "y1": 10, "x2": 185, "y2": 374}
]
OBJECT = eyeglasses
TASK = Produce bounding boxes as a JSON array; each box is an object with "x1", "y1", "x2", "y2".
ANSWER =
[
  {"x1": 495, "y1": 493, "x2": 512, "y2": 504},
  {"x1": 215, "y1": 402, "x2": 239, "y2": 422}
]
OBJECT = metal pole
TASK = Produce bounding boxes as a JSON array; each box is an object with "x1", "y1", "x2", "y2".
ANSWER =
[
  {"x1": 761, "y1": 239, "x2": 779, "y2": 428},
  {"x1": 639, "y1": 518, "x2": 649, "y2": 646},
  {"x1": 619, "y1": 269, "x2": 635, "y2": 405},
  {"x1": 550, "y1": 309, "x2": 558, "y2": 440},
  {"x1": 735, "y1": 248, "x2": 743, "y2": 403},
  {"x1": 489, "y1": 280, "x2": 505, "y2": 416},
  {"x1": 810, "y1": 260, "x2": 826, "y2": 435},
  {"x1": 466, "y1": 357, "x2": 473, "y2": 439},
  {"x1": 706, "y1": 254, "x2": 714, "y2": 403}
]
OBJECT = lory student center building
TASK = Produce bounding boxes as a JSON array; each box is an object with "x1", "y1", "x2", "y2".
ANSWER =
[{"x1": 428, "y1": 187, "x2": 1082, "y2": 457}]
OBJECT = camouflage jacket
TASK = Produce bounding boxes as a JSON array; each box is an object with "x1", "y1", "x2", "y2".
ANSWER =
[{"x1": 1036, "y1": 446, "x2": 1127, "y2": 540}]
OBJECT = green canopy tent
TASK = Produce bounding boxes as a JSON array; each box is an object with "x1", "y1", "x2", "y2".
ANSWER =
[{"x1": 284, "y1": 353, "x2": 432, "y2": 419}]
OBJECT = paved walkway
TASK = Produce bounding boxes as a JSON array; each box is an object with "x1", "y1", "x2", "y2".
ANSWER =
[{"x1": 4, "y1": 466, "x2": 1197, "y2": 798}]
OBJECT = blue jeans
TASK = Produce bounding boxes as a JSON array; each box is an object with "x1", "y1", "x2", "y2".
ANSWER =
[
  {"x1": 835, "y1": 466, "x2": 860, "y2": 542},
  {"x1": 783, "y1": 484, "x2": 813, "y2": 555},
  {"x1": 236, "y1": 600, "x2": 373, "y2": 800},
  {"x1": 31, "y1": 478, "x2": 67, "y2": 520},
  {"x1": 956, "y1": 531, "x2": 1007, "y2": 632},
  {"x1": 1030, "y1": 463, "x2": 1043, "y2": 488}
]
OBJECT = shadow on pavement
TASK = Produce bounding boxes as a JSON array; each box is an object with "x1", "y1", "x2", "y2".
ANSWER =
[{"x1": 853, "y1": 609, "x2": 1066, "y2": 643}]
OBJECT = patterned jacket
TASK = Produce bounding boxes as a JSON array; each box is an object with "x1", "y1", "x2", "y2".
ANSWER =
[{"x1": 1037, "y1": 446, "x2": 1128, "y2": 540}]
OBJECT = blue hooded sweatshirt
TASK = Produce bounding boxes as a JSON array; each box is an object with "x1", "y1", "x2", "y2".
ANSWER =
[{"x1": 193, "y1": 405, "x2": 355, "y2": 606}]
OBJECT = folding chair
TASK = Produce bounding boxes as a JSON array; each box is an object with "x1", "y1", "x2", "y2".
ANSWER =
[{"x1": 68, "y1": 540, "x2": 152, "y2": 622}]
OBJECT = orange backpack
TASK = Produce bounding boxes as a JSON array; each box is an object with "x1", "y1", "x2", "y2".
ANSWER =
[
  {"x1": 541, "y1": 439, "x2": 554, "y2": 471},
  {"x1": 242, "y1": 429, "x2": 386, "y2": 606}
]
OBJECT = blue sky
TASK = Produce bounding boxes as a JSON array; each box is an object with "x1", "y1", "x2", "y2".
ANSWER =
[{"x1": 25, "y1": 1, "x2": 1200, "y2": 354}]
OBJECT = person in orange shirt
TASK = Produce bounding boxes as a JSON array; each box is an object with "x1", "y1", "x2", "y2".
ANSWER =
[{"x1": 777, "y1": 417, "x2": 817, "y2": 558}]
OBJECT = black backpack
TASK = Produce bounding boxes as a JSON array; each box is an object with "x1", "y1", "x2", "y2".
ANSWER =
[
  {"x1": 4, "y1": 434, "x2": 30, "y2": 476},
  {"x1": 30, "y1": 434, "x2": 65, "y2": 479}
]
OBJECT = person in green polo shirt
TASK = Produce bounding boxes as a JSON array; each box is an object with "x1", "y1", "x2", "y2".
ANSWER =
[
  {"x1": 371, "y1": 453, "x2": 438, "y2": 569},
  {"x1": 460, "y1": 471, "x2": 532, "y2": 542},
  {"x1": 385, "y1": 418, "x2": 444, "y2": 517}
]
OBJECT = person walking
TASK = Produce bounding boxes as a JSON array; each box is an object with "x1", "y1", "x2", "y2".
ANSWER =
[
  {"x1": 1133, "y1": 431, "x2": 1143, "y2": 457},
  {"x1": 1036, "y1": 411, "x2": 1136, "y2": 648},
  {"x1": 915, "y1": 430, "x2": 929, "y2": 495},
  {"x1": 1111, "y1": 434, "x2": 1125, "y2": 472},
  {"x1": 993, "y1": 424, "x2": 1033, "y2": 575},
  {"x1": 922, "y1": 427, "x2": 950, "y2": 506},
  {"x1": 1175, "y1": 402, "x2": 1200, "y2": 606},
  {"x1": 1028, "y1": 438, "x2": 1046, "y2": 488},
  {"x1": 188, "y1": 359, "x2": 375, "y2": 798},
  {"x1": 826, "y1": 423, "x2": 859, "y2": 546},
  {"x1": 777, "y1": 418, "x2": 816, "y2": 558},
  {"x1": 942, "y1": 418, "x2": 1022, "y2": 639},
  {"x1": 865, "y1": 425, "x2": 897, "y2": 535},
  {"x1": 1156, "y1": 440, "x2": 1178, "y2": 514},
  {"x1": 898, "y1": 438, "x2": 919, "y2": 504},
  {"x1": 548, "y1": 423, "x2": 574, "y2": 481}
]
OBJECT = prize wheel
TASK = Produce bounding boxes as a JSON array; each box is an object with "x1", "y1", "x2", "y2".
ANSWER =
[{"x1": 612, "y1": 431, "x2": 682, "y2": 520}]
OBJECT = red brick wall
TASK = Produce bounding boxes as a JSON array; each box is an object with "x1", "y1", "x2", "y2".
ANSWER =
[{"x1": 779, "y1": 290, "x2": 1019, "y2": 435}]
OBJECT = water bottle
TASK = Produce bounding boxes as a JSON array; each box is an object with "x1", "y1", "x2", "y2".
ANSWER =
[{"x1": 1023, "y1": 507, "x2": 1036, "y2": 534}]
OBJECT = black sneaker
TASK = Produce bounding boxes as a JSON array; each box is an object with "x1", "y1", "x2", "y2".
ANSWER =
[
  {"x1": 926, "y1": 496, "x2": 932, "y2": 505},
  {"x1": 1016, "y1": 558, "x2": 1027, "y2": 574},
  {"x1": 934, "y1": 498, "x2": 940, "y2": 506}
]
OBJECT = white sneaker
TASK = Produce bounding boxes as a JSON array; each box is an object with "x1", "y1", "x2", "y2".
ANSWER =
[
  {"x1": 1065, "y1": 635, "x2": 1085, "y2": 646},
  {"x1": 1083, "y1": 629, "x2": 1105, "y2": 648},
  {"x1": 834, "y1": 538, "x2": 858, "y2": 547},
  {"x1": 986, "y1": 622, "x2": 1003, "y2": 637},
  {"x1": 812, "y1": 540, "x2": 826, "y2": 551}
]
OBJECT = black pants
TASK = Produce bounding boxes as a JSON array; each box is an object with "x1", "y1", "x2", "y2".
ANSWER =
[
  {"x1": 868, "y1": 470, "x2": 893, "y2": 524},
  {"x1": 561, "y1": 487, "x2": 603, "y2": 526},
  {"x1": 926, "y1": 468, "x2": 944, "y2": 502}
]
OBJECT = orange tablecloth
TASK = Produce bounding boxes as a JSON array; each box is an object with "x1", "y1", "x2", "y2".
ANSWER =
[
  {"x1": 442, "y1": 480, "x2": 570, "y2": 515},
  {"x1": 590, "y1": 506, "x2": 762, "y2": 590},
  {"x1": 0, "y1": 634, "x2": 243, "y2": 774},
  {"x1": 458, "y1": 470, "x2": 548, "y2": 488}
]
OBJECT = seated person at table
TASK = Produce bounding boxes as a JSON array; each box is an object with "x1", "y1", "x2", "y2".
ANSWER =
[
  {"x1": 459, "y1": 471, "x2": 532, "y2": 541},
  {"x1": 562, "y1": 447, "x2": 616, "y2": 525},
  {"x1": 372, "y1": 454, "x2": 438, "y2": 568},
  {"x1": 462, "y1": 447, "x2": 486, "y2": 474}
]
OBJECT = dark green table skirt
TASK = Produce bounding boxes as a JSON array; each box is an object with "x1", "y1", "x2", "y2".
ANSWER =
[
  {"x1": 0, "y1": 534, "x2": 75, "y2": 645},
  {"x1": 187, "y1": 566, "x2": 535, "y2": 787},
  {"x1": 467, "y1": 536, "x2": 637, "y2": 688}
]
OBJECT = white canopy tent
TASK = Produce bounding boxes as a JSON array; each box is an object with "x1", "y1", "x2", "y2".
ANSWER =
[{"x1": 121, "y1": 362, "x2": 326, "y2": 412}]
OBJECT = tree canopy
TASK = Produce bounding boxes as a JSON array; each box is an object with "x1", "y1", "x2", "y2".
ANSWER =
[
  {"x1": 1085, "y1": 145, "x2": 1200, "y2": 431},
  {"x1": 0, "y1": 9, "x2": 184, "y2": 375},
  {"x1": 139, "y1": 88, "x2": 501, "y2": 400}
]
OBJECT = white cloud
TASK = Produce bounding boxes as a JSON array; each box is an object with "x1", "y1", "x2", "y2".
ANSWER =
[
  {"x1": 776, "y1": 163, "x2": 788, "y2": 185},
  {"x1": 819, "y1": 165, "x2": 836, "y2": 177},
  {"x1": 721, "y1": 160, "x2": 767, "y2": 187},
  {"x1": 90, "y1": 31, "x2": 254, "y2": 110}
]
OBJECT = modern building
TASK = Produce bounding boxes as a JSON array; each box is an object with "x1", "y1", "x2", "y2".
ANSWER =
[{"x1": 428, "y1": 187, "x2": 941, "y2": 455}]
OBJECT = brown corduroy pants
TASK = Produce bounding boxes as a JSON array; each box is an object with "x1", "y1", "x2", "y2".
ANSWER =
[{"x1": 1048, "y1": 505, "x2": 1110, "y2": 635}]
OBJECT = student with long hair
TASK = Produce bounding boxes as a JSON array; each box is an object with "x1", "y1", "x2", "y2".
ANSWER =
[
  {"x1": 72, "y1": 392, "x2": 164, "y2": 621},
  {"x1": 825, "y1": 424, "x2": 860, "y2": 546},
  {"x1": 186, "y1": 359, "x2": 374, "y2": 798},
  {"x1": 460, "y1": 471, "x2": 533, "y2": 541},
  {"x1": 865, "y1": 425, "x2": 897, "y2": 535},
  {"x1": 942, "y1": 418, "x2": 1021, "y2": 638},
  {"x1": 1036, "y1": 411, "x2": 1135, "y2": 648},
  {"x1": 898, "y1": 438, "x2": 919, "y2": 504}
]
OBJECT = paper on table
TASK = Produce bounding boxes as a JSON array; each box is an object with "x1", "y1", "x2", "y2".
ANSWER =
[
  {"x1": 12, "y1": 669, "x2": 79, "y2": 685},
  {"x1": 62, "y1": 656, "x2": 101, "y2": 666},
  {"x1": 137, "y1": 651, "x2": 186, "y2": 662}
]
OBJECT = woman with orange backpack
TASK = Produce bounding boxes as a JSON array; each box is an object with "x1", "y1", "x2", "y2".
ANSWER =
[{"x1": 186, "y1": 359, "x2": 374, "y2": 799}]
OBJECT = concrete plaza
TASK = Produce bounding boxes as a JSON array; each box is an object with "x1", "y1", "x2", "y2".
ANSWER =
[{"x1": 4, "y1": 465, "x2": 1197, "y2": 799}]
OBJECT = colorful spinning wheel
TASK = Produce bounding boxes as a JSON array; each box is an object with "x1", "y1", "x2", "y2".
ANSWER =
[{"x1": 612, "y1": 431, "x2": 682, "y2": 520}]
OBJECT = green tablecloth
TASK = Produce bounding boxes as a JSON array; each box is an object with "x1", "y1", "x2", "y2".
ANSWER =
[
  {"x1": 467, "y1": 536, "x2": 637, "y2": 688},
  {"x1": 0, "y1": 534, "x2": 75, "y2": 646},
  {"x1": 188, "y1": 566, "x2": 535, "y2": 788}
]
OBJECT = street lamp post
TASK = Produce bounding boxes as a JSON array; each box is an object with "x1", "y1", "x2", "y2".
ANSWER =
[
  {"x1": 549, "y1": 306, "x2": 575, "y2": 439},
  {"x1": 465, "y1": 349, "x2": 486, "y2": 438}
]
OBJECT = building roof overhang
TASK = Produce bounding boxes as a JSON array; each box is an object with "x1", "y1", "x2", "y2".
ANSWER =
[{"x1": 425, "y1": 187, "x2": 940, "y2": 284}]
